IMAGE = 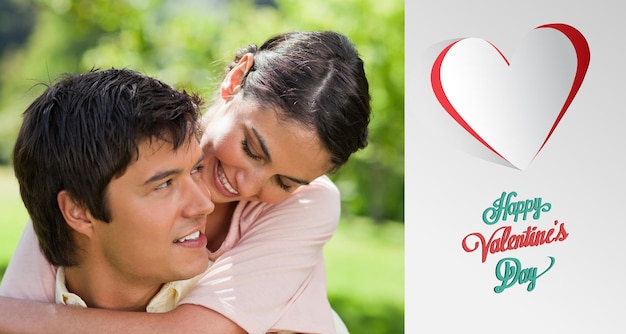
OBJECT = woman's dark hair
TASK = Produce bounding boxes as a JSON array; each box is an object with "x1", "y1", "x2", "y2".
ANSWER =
[
  {"x1": 228, "y1": 31, "x2": 371, "y2": 172},
  {"x1": 13, "y1": 68, "x2": 203, "y2": 266}
]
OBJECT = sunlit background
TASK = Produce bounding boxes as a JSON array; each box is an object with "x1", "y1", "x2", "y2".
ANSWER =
[{"x1": 0, "y1": 0, "x2": 404, "y2": 332}]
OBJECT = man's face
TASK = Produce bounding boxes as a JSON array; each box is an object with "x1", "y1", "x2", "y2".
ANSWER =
[{"x1": 89, "y1": 137, "x2": 213, "y2": 286}]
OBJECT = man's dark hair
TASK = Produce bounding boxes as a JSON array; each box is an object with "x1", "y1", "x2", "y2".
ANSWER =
[{"x1": 13, "y1": 68, "x2": 203, "y2": 266}]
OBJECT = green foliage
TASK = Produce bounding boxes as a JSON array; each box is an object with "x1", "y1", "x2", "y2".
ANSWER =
[{"x1": 0, "y1": 0, "x2": 404, "y2": 221}]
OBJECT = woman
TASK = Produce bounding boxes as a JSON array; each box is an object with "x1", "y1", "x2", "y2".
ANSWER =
[{"x1": 0, "y1": 31, "x2": 370, "y2": 334}]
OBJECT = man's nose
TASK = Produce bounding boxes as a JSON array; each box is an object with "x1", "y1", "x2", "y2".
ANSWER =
[{"x1": 182, "y1": 178, "x2": 215, "y2": 218}]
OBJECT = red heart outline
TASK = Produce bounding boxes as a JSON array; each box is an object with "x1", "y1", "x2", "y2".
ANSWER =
[{"x1": 430, "y1": 23, "x2": 591, "y2": 165}]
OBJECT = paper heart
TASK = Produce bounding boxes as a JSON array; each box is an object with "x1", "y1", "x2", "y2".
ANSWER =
[{"x1": 431, "y1": 24, "x2": 590, "y2": 170}]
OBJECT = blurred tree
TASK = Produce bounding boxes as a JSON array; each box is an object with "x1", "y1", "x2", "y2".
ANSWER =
[
  {"x1": 0, "y1": 0, "x2": 404, "y2": 222},
  {"x1": 0, "y1": 0, "x2": 34, "y2": 56}
]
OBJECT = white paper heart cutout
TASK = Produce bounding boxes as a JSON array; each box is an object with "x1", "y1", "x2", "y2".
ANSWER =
[{"x1": 431, "y1": 24, "x2": 590, "y2": 170}]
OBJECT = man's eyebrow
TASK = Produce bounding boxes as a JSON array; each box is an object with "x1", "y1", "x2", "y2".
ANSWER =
[
  {"x1": 143, "y1": 169, "x2": 181, "y2": 185},
  {"x1": 142, "y1": 155, "x2": 204, "y2": 185},
  {"x1": 252, "y1": 127, "x2": 271, "y2": 162}
]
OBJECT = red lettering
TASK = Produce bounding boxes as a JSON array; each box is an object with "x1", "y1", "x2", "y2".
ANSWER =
[{"x1": 461, "y1": 221, "x2": 569, "y2": 263}]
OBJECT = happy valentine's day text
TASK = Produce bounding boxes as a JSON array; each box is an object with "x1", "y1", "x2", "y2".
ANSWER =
[{"x1": 461, "y1": 191, "x2": 569, "y2": 293}]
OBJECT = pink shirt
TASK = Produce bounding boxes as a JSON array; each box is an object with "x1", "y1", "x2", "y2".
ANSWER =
[{"x1": 0, "y1": 175, "x2": 340, "y2": 334}]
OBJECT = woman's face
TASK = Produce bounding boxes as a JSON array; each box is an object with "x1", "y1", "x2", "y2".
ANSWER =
[{"x1": 200, "y1": 98, "x2": 332, "y2": 204}]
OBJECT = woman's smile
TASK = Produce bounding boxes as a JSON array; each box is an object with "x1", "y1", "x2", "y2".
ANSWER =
[
  {"x1": 217, "y1": 161, "x2": 238, "y2": 196},
  {"x1": 213, "y1": 160, "x2": 239, "y2": 198}
]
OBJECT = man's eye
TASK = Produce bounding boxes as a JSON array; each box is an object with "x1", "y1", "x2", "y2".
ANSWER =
[
  {"x1": 155, "y1": 180, "x2": 172, "y2": 190},
  {"x1": 191, "y1": 165, "x2": 205, "y2": 175}
]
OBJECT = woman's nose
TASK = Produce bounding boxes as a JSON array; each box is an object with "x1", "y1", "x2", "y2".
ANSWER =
[{"x1": 235, "y1": 167, "x2": 268, "y2": 200}]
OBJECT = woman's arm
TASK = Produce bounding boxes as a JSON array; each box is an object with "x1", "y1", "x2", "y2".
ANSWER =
[
  {"x1": 181, "y1": 175, "x2": 341, "y2": 333},
  {"x1": 0, "y1": 225, "x2": 246, "y2": 333},
  {"x1": 0, "y1": 297, "x2": 244, "y2": 334},
  {"x1": 0, "y1": 221, "x2": 56, "y2": 301},
  {"x1": 0, "y1": 176, "x2": 340, "y2": 333}
]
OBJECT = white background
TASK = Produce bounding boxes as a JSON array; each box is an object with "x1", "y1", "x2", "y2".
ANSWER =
[{"x1": 406, "y1": 1, "x2": 626, "y2": 332}]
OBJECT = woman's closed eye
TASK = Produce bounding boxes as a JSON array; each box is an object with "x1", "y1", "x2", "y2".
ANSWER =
[
  {"x1": 275, "y1": 176, "x2": 292, "y2": 191},
  {"x1": 243, "y1": 139, "x2": 293, "y2": 191},
  {"x1": 242, "y1": 139, "x2": 262, "y2": 161}
]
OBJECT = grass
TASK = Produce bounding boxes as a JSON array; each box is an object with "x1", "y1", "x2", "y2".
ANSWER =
[
  {"x1": 326, "y1": 217, "x2": 405, "y2": 333},
  {"x1": 0, "y1": 167, "x2": 404, "y2": 333}
]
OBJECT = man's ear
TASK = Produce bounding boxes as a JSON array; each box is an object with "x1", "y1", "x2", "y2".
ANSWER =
[
  {"x1": 220, "y1": 53, "x2": 254, "y2": 101},
  {"x1": 57, "y1": 190, "x2": 94, "y2": 238}
]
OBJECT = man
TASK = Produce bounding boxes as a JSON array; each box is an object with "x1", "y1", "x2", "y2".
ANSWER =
[{"x1": 10, "y1": 68, "x2": 219, "y2": 314}]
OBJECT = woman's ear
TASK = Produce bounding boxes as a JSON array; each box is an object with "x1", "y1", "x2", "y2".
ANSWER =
[
  {"x1": 221, "y1": 53, "x2": 254, "y2": 101},
  {"x1": 57, "y1": 190, "x2": 94, "y2": 238}
]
